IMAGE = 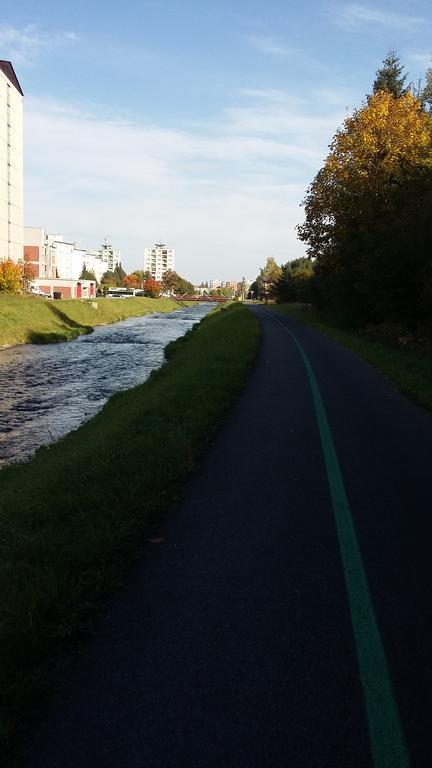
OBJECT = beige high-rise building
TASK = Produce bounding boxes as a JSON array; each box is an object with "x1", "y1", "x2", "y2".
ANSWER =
[
  {"x1": 0, "y1": 61, "x2": 23, "y2": 263},
  {"x1": 144, "y1": 243, "x2": 175, "y2": 282},
  {"x1": 92, "y1": 238, "x2": 121, "y2": 273}
]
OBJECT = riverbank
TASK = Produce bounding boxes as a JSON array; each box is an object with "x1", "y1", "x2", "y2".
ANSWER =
[
  {"x1": 0, "y1": 294, "x2": 191, "y2": 347},
  {"x1": 0, "y1": 303, "x2": 260, "y2": 757},
  {"x1": 273, "y1": 303, "x2": 432, "y2": 410}
]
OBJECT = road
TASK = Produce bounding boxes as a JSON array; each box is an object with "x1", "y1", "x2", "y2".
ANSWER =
[{"x1": 22, "y1": 305, "x2": 431, "y2": 767}]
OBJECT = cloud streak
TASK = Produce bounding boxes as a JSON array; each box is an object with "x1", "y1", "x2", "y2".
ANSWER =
[
  {"x1": 331, "y1": 3, "x2": 425, "y2": 32},
  {"x1": 246, "y1": 35, "x2": 296, "y2": 59},
  {"x1": 406, "y1": 51, "x2": 432, "y2": 70},
  {"x1": 0, "y1": 24, "x2": 79, "y2": 66}
]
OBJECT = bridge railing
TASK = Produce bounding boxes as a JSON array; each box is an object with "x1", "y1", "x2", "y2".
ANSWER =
[{"x1": 174, "y1": 294, "x2": 228, "y2": 302}]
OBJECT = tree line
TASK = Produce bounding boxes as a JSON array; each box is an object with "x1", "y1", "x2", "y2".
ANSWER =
[
  {"x1": 252, "y1": 52, "x2": 432, "y2": 332},
  {"x1": 95, "y1": 266, "x2": 195, "y2": 296},
  {"x1": 0, "y1": 258, "x2": 196, "y2": 299}
]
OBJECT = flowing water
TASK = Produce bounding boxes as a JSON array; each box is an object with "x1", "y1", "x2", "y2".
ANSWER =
[{"x1": 0, "y1": 303, "x2": 212, "y2": 467}]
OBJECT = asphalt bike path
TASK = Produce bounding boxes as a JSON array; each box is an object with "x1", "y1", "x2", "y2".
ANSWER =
[{"x1": 22, "y1": 305, "x2": 431, "y2": 767}]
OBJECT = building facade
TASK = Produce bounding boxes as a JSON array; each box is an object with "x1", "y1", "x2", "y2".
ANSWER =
[
  {"x1": 53, "y1": 239, "x2": 86, "y2": 280},
  {"x1": 0, "y1": 61, "x2": 23, "y2": 263},
  {"x1": 144, "y1": 243, "x2": 175, "y2": 282},
  {"x1": 23, "y1": 227, "x2": 51, "y2": 278},
  {"x1": 23, "y1": 228, "x2": 122, "y2": 283},
  {"x1": 89, "y1": 239, "x2": 121, "y2": 273},
  {"x1": 32, "y1": 277, "x2": 96, "y2": 299}
]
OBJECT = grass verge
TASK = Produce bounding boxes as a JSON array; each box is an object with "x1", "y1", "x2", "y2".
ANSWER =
[
  {"x1": 0, "y1": 303, "x2": 260, "y2": 757},
  {"x1": 0, "y1": 295, "x2": 191, "y2": 347},
  {"x1": 273, "y1": 303, "x2": 432, "y2": 410}
]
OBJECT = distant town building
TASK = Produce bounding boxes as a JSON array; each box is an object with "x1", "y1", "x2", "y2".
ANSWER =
[
  {"x1": 0, "y1": 61, "x2": 23, "y2": 263},
  {"x1": 238, "y1": 278, "x2": 252, "y2": 292},
  {"x1": 88, "y1": 238, "x2": 121, "y2": 274},
  {"x1": 208, "y1": 280, "x2": 251, "y2": 293},
  {"x1": 194, "y1": 284, "x2": 209, "y2": 295},
  {"x1": 144, "y1": 243, "x2": 175, "y2": 282},
  {"x1": 23, "y1": 228, "x2": 121, "y2": 282}
]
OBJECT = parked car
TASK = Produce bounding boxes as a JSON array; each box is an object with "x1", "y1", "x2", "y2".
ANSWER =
[{"x1": 30, "y1": 286, "x2": 51, "y2": 298}]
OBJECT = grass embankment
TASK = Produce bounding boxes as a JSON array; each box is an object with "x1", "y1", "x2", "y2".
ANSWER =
[
  {"x1": 0, "y1": 303, "x2": 260, "y2": 754},
  {"x1": 0, "y1": 294, "x2": 189, "y2": 347},
  {"x1": 273, "y1": 303, "x2": 432, "y2": 410}
]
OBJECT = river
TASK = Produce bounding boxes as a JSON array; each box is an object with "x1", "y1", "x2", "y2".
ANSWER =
[{"x1": 0, "y1": 303, "x2": 212, "y2": 468}]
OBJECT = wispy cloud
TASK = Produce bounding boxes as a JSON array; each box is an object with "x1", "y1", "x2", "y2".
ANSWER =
[
  {"x1": 246, "y1": 35, "x2": 296, "y2": 58},
  {"x1": 331, "y1": 4, "x2": 424, "y2": 32},
  {"x1": 406, "y1": 51, "x2": 432, "y2": 70},
  {"x1": 24, "y1": 90, "x2": 345, "y2": 278},
  {"x1": 0, "y1": 24, "x2": 79, "y2": 66}
]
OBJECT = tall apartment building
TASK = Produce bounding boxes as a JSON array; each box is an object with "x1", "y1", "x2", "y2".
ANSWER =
[
  {"x1": 144, "y1": 243, "x2": 175, "y2": 282},
  {"x1": 91, "y1": 238, "x2": 121, "y2": 273},
  {"x1": 0, "y1": 61, "x2": 23, "y2": 262}
]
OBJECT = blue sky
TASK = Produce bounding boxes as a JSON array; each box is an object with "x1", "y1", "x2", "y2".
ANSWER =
[{"x1": 1, "y1": 1, "x2": 431, "y2": 281}]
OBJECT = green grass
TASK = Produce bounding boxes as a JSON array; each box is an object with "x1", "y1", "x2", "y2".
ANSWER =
[
  {"x1": 0, "y1": 303, "x2": 260, "y2": 755},
  {"x1": 273, "y1": 303, "x2": 432, "y2": 410},
  {"x1": 0, "y1": 294, "x2": 190, "y2": 347}
]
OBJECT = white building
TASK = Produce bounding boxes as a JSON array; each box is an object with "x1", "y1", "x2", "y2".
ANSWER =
[
  {"x1": 0, "y1": 61, "x2": 23, "y2": 263},
  {"x1": 144, "y1": 243, "x2": 175, "y2": 282},
  {"x1": 24, "y1": 230, "x2": 82, "y2": 280},
  {"x1": 23, "y1": 228, "x2": 121, "y2": 282},
  {"x1": 53, "y1": 239, "x2": 85, "y2": 280},
  {"x1": 90, "y1": 238, "x2": 121, "y2": 273}
]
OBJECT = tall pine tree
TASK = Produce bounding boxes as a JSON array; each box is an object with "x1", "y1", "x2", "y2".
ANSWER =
[
  {"x1": 421, "y1": 61, "x2": 432, "y2": 111},
  {"x1": 113, "y1": 264, "x2": 126, "y2": 286},
  {"x1": 373, "y1": 50, "x2": 408, "y2": 98},
  {"x1": 79, "y1": 264, "x2": 98, "y2": 282}
]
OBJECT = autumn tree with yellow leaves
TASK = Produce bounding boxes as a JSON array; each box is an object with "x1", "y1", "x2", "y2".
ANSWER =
[
  {"x1": 298, "y1": 66, "x2": 432, "y2": 327},
  {"x1": 0, "y1": 259, "x2": 36, "y2": 294}
]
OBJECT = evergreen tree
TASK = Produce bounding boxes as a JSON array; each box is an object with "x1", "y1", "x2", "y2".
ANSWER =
[
  {"x1": 373, "y1": 50, "x2": 408, "y2": 98},
  {"x1": 259, "y1": 257, "x2": 282, "y2": 299},
  {"x1": 101, "y1": 270, "x2": 117, "y2": 289},
  {"x1": 79, "y1": 265, "x2": 98, "y2": 282},
  {"x1": 113, "y1": 264, "x2": 126, "y2": 286},
  {"x1": 274, "y1": 259, "x2": 313, "y2": 303},
  {"x1": 131, "y1": 270, "x2": 149, "y2": 281},
  {"x1": 422, "y1": 63, "x2": 432, "y2": 111}
]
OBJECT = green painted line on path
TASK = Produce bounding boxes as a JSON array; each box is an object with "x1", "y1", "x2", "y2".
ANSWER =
[{"x1": 270, "y1": 313, "x2": 410, "y2": 768}]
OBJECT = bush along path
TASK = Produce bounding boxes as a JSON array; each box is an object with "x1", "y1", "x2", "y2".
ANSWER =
[{"x1": 0, "y1": 303, "x2": 260, "y2": 759}]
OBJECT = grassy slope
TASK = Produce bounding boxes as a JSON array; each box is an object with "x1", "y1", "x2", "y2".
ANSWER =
[
  {"x1": 0, "y1": 303, "x2": 260, "y2": 751},
  {"x1": 273, "y1": 303, "x2": 432, "y2": 410},
  {"x1": 0, "y1": 295, "x2": 188, "y2": 346}
]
